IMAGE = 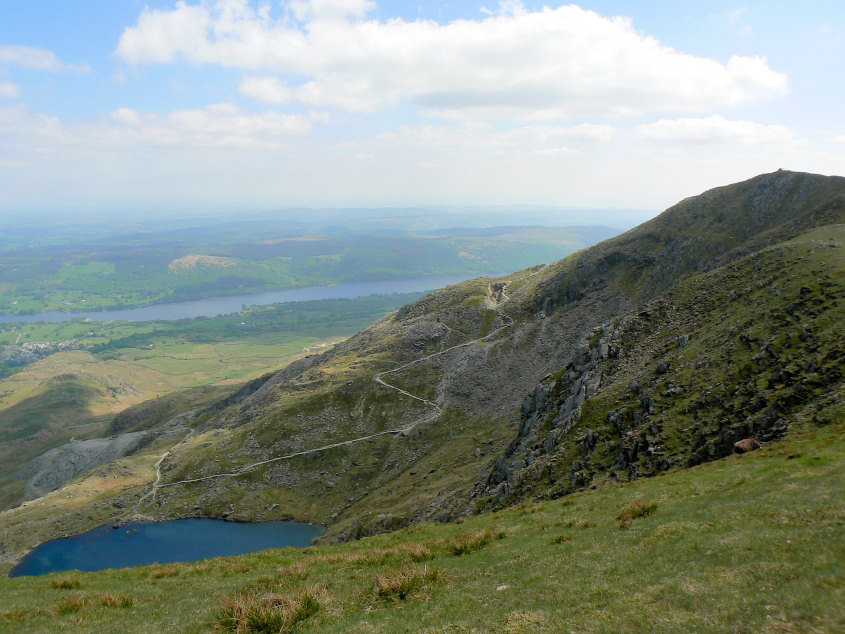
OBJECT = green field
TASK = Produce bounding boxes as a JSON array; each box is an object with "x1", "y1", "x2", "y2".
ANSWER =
[
  {"x1": 0, "y1": 423, "x2": 840, "y2": 633},
  {"x1": 0, "y1": 226, "x2": 616, "y2": 315},
  {"x1": 0, "y1": 293, "x2": 423, "y2": 512}
]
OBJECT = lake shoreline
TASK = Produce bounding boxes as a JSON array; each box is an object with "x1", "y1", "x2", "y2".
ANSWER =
[
  {"x1": 0, "y1": 272, "x2": 504, "y2": 324},
  {"x1": 8, "y1": 515, "x2": 326, "y2": 577}
]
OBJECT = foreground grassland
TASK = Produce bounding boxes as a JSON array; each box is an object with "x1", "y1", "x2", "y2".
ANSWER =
[{"x1": 1, "y1": 424, "x2": 841, "y2": 633}]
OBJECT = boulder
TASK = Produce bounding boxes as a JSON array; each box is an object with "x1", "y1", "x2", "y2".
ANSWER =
[{"x1": 733, "y1": 438, "x2": 762, "y2": 454}]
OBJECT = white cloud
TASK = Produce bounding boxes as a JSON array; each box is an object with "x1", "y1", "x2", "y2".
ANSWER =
[
  {"x1": 636, "y1": 115, "x2": 794, "y2": 145},
  {"x1": 290, "y1": 0, "x2": 375, "y2": 21},
  {"x1": 833, "y1": 134, "x2": 845, "y2": 144},
  {"x1": 380, "y1": 122, "x2": 614, "y2": 152},
  {"x1": 531, "y1": 146, "x2": 579, "y2": 156},
  {"x1": 110, "y1": 107, "x2": 143, "y2": 126},
  {"x1": 0, "y1": 45, "x2": 89, "y2": 72},
  {"x1": 727, "y1": 8, "x2": 747, "y2": 25},
  {"x1": 0, "y1": 81, "x2": 19, "y2": 99},
  {"x1": 564, "y1": 124, "x2": 615, "y2": 143},
  {"x1": 0, "y1": 104, "x2": 63, "y2": 139},
  {"x1": 239, "y1": 76, "x2": 292, "y2": 103},
  {"x1": 0, "y1": 102, "x2": 315, "y2": 154},
  {"x1": 104, "y1": 103, "x2": 315, "y2": 148},
  {"x1": 116, "y1": 1, "x2": 788, "y2": 119}
]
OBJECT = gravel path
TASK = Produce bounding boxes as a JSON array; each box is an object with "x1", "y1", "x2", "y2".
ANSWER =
[{"x1": 140, "y1": 275, "x2": 529, "y2": 498}]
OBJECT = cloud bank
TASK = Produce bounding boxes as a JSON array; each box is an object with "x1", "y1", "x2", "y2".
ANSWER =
[
  {"x1": 116, "y1": 0, "x2": 788, "y2": 119},
  {"x1": 0, "y1": 102, "x2": 314, "y2": 154},
  {"x1": 636, "y1": 115, "x2": 795, "y2": 145}
]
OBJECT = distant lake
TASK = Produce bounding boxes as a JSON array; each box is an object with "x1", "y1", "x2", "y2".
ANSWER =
[
  {"x1": 0, "y1": 274, "x2": 494, "y2": 324},
  {"x1": 9, "y1": 518, "x2": 323, "y2": 577}
]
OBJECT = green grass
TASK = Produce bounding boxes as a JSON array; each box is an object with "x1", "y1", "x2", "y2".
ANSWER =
[
  {"x1": 0, "y1": 293, "x2": 425, "y2": 512},
  {"x1": 500, "y1": 224, "x2": 845, "y2": 507},
  {"x1": 0, "y1": 227, "x2": 604, "y2": 315},
  {"x1": 0, "y1": 423, "x2": 841, "y2": 632}
]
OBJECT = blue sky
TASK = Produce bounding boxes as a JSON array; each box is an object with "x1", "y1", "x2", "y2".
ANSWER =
[{"x1": 1, "y1": 1, "x2": 843, "y2": 218}]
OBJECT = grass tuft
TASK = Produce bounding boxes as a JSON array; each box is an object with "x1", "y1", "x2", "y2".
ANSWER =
[
  {"x1": 616, "y1": 499, "x2": 658, "y2": 528},
  {"x1": 219, "y1": 561, "x2": 251, "y2": 576},
  {"x1": 1, "y1": 610, "x2": 30, "y2": 626},
  {"x1": 56, "y1": 595, "x2": 88, "y2": 614},
  {"x1": 49, "y1": 576, "x2": 82, "y2": 590},
  {"x1": 148, "y1": 563, "x2": 182, "y2": 580},
  {"x1": 278, "y1": 561, "x2": 309, "y2": 580},
  {"x1": 100, "y1": 592, "x2": 134, "y2": 608},
  {"x1": 503, "y1": 609, "x2": 550, "y2": 633},
  {"x1": 550, "y1": 534, "x2": 571, "y2": 545},
  {"x1": 366, "y1": 565, "x2": 444, "y2": 604},
  {"x1": 447, "y1": 526, "x2": 505, "y2": 556},
  {"x1": 216, "y1": 585, "x2": 326, "y2": 632},
  {"x1": 318, "y1": 541, "x2": 433, "y2": 568},
  {"x1": 393, "y1": 541, "x2": 434, "y2": 562}
]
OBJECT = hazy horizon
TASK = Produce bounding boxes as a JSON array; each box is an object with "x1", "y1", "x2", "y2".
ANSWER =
[{"x1": 0, "y1": 203, "x2": 655, "y2": 229}]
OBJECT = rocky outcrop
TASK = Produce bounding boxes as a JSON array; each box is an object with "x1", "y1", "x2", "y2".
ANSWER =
[
  {"x1": 17, "y1": 431, "x2": 148, "y2": 498},
  {"x1": 471, "y1": 321, "x2": 623, "y2": 503},
  {"x1": 464, "y1": 225, "x2": 843, "y2": 513}
]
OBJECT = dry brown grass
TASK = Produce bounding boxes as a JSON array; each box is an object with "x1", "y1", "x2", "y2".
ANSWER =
[
  {"x1": 147, "y1": 563, "x2": 182, "y2": 579},
  {"x1": 49, "y1": 575, "x2": 82, "y2": 590},
  {"x1": 503, "y1": 610, "x2": 550, "y2": 633},
  {"x1": 100, "y1": 592, "x2": 134, "y2": 608},
  {"x1": 1, "y1": 610, "x2": 30, "y2": 626},
  {"x1": 616, "y1": 499, "x2": 658, "y2": 528},
  {"x1": 394, "y1": 541, "x2": 434, "y2": 562},
  {"x1": 446, "y1": 526, "x2": 505, "y2": 556},
  {"x1": 366, "y1": 565, "x2": 445, "y2": 604},
  {"x1": 219, "y1": 561, "x2": 251, "y2": 576},
  {"x1": 55, "y1": 595, "x2": 88, "y2": 614},
  {"x1": 278, "y1": 560, "x2": 309, "y2": 580},
  {"x1": 216, "y1": 584, "x2": 328, "y2": 632},
  {"x1": 318, "y1": 541, "x2": 433, "y2": 568}
]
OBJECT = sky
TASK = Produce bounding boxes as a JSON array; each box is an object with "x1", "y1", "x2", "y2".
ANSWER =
[{"x1": 0, "y1": 0, "x2": 844, "y2": 219}]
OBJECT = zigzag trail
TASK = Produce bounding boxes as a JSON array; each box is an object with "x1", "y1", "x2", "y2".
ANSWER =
[
  {"x1": 140, "y1": 267, "x2": 548, "y2": 502},
  {"x1": 135, "y1": 429, "x2": 194, "y2": 508}
]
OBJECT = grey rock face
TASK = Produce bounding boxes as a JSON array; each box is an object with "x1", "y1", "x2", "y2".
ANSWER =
[
  {"x1": 471, "y1": 318, "x2": 622, "y2": 503},
  {"x1": 17, "y1": 432, "x2": 147, "y2": 499}
]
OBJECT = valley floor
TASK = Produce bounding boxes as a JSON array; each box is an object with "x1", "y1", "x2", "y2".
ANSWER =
[{"x1": 0, "y1": 423, "x2": 841, "y2": 633}]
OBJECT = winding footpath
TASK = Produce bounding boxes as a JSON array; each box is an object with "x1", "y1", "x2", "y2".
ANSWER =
[
  {"x1": 136, "y1": 429, "x2": 194, "y2": 505},
  {"x1": 139, "y1": 274, "x2": 536, "y2": 502}
]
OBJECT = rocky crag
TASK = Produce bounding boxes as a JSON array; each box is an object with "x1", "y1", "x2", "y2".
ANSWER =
[{"x1": 470, "y1": 224, "x2": 843, "y2": 511}]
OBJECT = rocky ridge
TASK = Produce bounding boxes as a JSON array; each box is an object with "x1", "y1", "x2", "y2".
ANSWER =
[{"x1": 468, "y1": 226, "x2": 843, "y2": 511}]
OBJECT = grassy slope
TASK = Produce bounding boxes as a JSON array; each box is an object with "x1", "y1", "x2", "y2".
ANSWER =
[
  {"x1": 0, "y1": 422, "x2": 841, "y2": 633},
  {"x1": 482, "y1": 224, "x2": 844, "y2": 509},
  {"x1": 0, "y1": 295, "x2": 422, "y2": 512},
  {"x1": 523, "y1": 170, "x2": 845, "y2": 322}
]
